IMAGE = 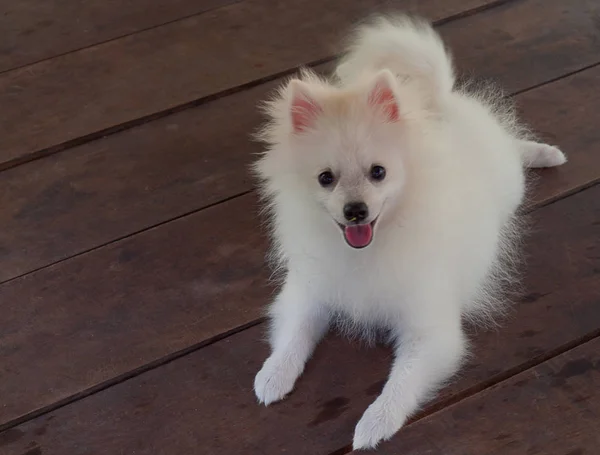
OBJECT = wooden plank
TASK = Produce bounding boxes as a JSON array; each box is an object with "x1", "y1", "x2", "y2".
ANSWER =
[
  {"x1": 0, "y1": 185, "x2": 598, "y2": 453},
  {"x1": 1, "y1": 0, "x2": 600, "y2": 423},
  {"x1": 0, "y1": 193, "x2": 271, "y2": 425},
  {"x1": 0, "y1": 0, "x2": 239, "y2": 72},
  {"x1": 0, "y1": 166, "x2": 597, "y2": 432},
  {"x1": 0, "y1": 0, "x2": 568, "y2": 167},
  {"x1": 518, "y1": 68, "x2": 600, "y2": 206},
  {"x1": 441, "y1": 0, "x2": 600, "y2": 94},
  {"x1": 2, "y1": 0, "x2": 600, "y2": 282},
  {"x1": 372, "y1": 339, "x2": 600, "y2": 455}
]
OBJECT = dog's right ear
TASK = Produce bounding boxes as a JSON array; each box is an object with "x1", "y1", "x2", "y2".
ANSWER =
[
  {"x1": 289, "y1": 80, "x2": 321, "y2": 133},
  {"x1": 367, "y1": 70, "x2": 400, "y2": 123}
]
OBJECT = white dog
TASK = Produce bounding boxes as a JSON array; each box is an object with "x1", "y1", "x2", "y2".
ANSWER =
[{"x1": 252, "y1": 15, "x2": 566, "y2": 450}]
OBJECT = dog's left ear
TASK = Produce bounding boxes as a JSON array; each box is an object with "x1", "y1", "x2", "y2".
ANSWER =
[{"x1": 367, "y1": 70, "x2": 400, "y2": 122}]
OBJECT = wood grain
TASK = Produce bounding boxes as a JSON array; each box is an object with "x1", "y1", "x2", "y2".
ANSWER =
[
  {"x1": 519, "y1": 68, "x2": 600, "y2": 206},
  {"x1": 441, "y1": 0, "x2": 600, "y2": 94},
  {"x1": 0, "y1": 0, "x2": 560, "y2": 167},
  {"x1": 0, "y1": 0, "x2": 239, "y2": 72},
  {"x1": 0, "y1": 192, "x2": 270, "y2": 425},
  {"x1": 0, "y1": 174, "x2": 597, "y2": 436},
  {"x1": 2, "y1": 0, "x2": 600, "y2": 282},
  {"x1": 0, "y1": 184, "x2": 598, "y2": 453},
  {"x1": 373, "y1": 339, "x2": 600, "y2": 455}
]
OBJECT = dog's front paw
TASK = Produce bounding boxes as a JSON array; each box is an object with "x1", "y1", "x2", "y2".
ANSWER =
[
  {"x1": 254, "y1": 355, "x2": 301, "y2": 405},
  {"x1": 353, "y1": 399, "x2": 407, "y2": 451}
]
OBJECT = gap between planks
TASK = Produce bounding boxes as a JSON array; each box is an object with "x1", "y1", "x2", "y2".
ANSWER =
[{"x1": 0, "y1": 0, "x2": 246, "y2": 77}]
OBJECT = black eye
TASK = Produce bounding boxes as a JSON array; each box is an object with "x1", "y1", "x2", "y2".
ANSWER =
[
  {"x1": 370, "y1": 165, "x2": 386, "y2": 181},
  {"x1": 318, "y1": 171, "x2": 335, "y2": 187}
]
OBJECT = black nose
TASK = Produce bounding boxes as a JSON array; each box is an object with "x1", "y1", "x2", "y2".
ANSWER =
[{"x1": 343, "y1": 202, "x2": 369, "y2": 222}]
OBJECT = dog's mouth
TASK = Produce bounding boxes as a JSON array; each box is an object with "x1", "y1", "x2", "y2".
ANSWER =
[{"x1": 337, "y1": 217, "x2": 378, "y2": 249}]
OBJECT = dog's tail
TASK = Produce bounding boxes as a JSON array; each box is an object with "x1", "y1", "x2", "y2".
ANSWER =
[{"x1": 336, "y1": 15, "x2": 454, "y2": 98}]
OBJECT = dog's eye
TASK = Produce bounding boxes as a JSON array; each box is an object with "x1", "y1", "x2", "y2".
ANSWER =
[
  {"x1": 370, "y1": 165, "x2": 386, "y2": 181},
  {"x1": 318, "y1": 171, "x2": 335, "y2": 187}
]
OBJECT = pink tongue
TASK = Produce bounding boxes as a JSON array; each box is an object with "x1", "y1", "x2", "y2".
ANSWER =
[{"x1": 344, "y1": 224, "x2": 373, "y2": 248}]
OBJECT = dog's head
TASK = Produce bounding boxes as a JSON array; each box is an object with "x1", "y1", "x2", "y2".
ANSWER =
[{"x1": 255, "y1": 69, "x2": 412, "y2": 249}]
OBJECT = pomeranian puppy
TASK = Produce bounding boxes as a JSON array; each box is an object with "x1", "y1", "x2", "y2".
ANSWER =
[{"x1": 252, "y1": 14, "x2": 566, "y2": 450}]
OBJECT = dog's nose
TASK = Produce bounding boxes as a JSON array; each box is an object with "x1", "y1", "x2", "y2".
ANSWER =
[{"x1": 343, "y1": 202, "x2": 369, "y2": 222}]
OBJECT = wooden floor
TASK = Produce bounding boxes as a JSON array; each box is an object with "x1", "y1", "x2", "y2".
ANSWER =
[{"x1": 0, "y1": 0, "x2": 599, "y2": 453}]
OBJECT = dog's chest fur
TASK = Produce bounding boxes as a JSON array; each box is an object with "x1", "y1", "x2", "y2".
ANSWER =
[{"x1": 294, "y1": 240, "x2": 412, "y2": 326}]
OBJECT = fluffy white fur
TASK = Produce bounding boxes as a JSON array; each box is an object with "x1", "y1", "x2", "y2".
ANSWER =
[{"x1": 251, "y1": 15, "x2": 566, "y2": 450}]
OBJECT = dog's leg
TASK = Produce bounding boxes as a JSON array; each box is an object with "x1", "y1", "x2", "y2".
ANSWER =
[
  {"x1": 254, "y1": 274, "x2": 329, "y2": 405},
  {"x1": 353, "y1": 312, "x2": 466, "y2": 450},
  {"x1": 519, "y1": 140, "x2": 566, "y2": 168}
]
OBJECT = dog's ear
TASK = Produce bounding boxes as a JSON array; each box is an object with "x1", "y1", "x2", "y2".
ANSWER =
[
  {"x1": 367, "y1": 70, "x2": 400, "y2": 122},
  {"x1": 289, "y1": 80, "x2": 321, "y2": 133}
]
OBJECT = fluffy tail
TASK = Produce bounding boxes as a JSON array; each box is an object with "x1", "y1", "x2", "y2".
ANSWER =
[{"x1": 335, "y1": 15, "x2": 455, "y2": 98}]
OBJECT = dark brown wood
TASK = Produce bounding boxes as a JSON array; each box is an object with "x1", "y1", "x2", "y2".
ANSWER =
[
  {"x1": 0, "y1": 192, "x2": 270, "y2": 425},
  {"x1": 0, "y1": 77, "x2": 274, "y2": 282},
  {"x1": 0, "y1": 177, "x2": 597, "y2": 443},
  {"x1": 2, "y1": 0, "x2": 599, "y2": 449},
  {"x1": 519, "y1": 68, "x2": 600, "y2": 207},
  {"x1": 2, "y1": 0, "x2": 600, "y2": 282},
  {"x1": 0, "y1": 0, "x2": 572, "y2": 167},
  {"x1": 431, "y1": 183, "x2": 600, "y2": 401},
  {"x1": 0, "y1": 0, "x2": 239, "y2": 72},
  {"x1": 372, "y1": 339, "x2": 600, "y2": 455},
  {"x1": 440, "y1": 0, "x2": 600, "y2": 94},
  {"x1": 0, "y1": 185, "x2": 598, "y2": 453}
]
